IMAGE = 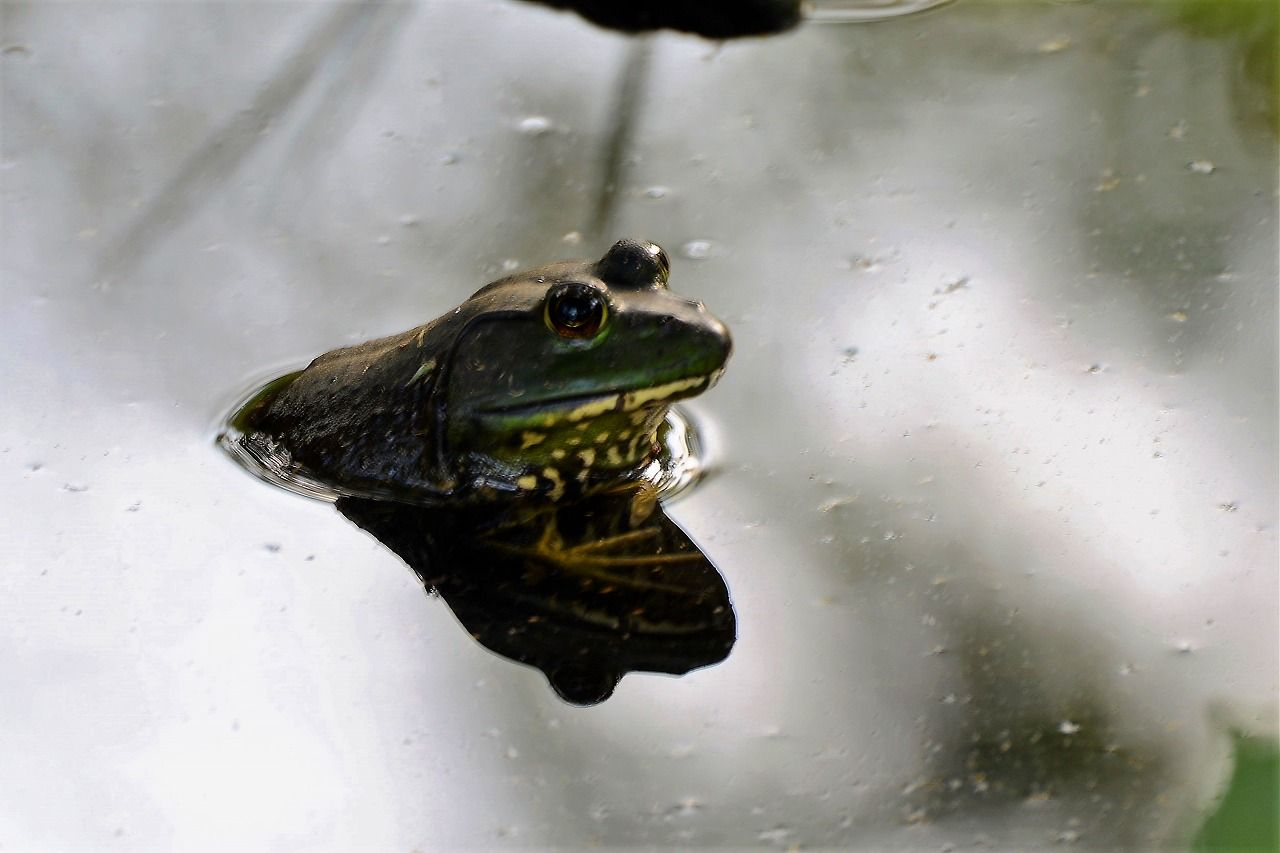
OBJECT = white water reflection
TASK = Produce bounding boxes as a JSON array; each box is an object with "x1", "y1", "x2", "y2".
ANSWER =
[{"x1": 807, "y1": 0, "x2": 958, "y2": 23}]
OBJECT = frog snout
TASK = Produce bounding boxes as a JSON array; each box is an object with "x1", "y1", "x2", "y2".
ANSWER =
[{"x1": 704, "y1": 314, "x2": 733, "y2": 365}]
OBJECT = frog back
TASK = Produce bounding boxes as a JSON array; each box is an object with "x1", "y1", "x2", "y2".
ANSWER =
[{"x1": 249, "y1": 319, "x2": 455, "y2": 501}]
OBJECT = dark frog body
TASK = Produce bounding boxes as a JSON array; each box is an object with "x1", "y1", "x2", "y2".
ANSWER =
[
  {"x1": 231, "y1": 239, "x2": 736, "y2": 704},
  {"x1": 242, "y1": 239, "x2": 731, "y2": 504}
]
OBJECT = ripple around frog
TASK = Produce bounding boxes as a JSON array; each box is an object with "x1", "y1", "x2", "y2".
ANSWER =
[{"x1": 215, "y1": 371, "x2": 711, "y2": 506}]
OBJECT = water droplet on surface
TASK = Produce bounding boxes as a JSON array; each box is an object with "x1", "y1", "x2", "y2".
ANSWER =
[
  {"x1": 1058, "y1": 720, "x2": 1081, "y2": 735},
  {"x1": 643, "y1": 185, "x2": 669, "y2": 199},
  {"x1": 1188, "y1": 159, "x2": 1215, "y2": 174},
  {"x1": 757, "y1": 825, "x2": 793, "y2": 844},
  {"x1": 847, "y1": 254, "x2": 884, "y2": 272},
  {"x1": 517, "y1": 116, "x2": 553, "y2": 136},
  {"x1": 1036, "y1": 36, "x2": 1072, "y2": 54},
  {"x1": 397, "y1": 213, "x2": 419, "y2": 227},
  {"x1": 668, "y1": 797, "x2": 703, "y2": 817},
  {"x1": 680, "y1": 240, "x2": 714, "y2": 260}
]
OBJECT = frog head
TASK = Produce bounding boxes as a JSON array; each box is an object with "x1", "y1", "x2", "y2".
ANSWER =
[{"x1": 440, "y1": 239, "x2": 731, "y2": 497}]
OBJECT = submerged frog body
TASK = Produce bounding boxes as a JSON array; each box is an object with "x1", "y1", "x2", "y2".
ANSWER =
[{"x1": 240, "y1": 239, "x2": 731, "y2": 504}]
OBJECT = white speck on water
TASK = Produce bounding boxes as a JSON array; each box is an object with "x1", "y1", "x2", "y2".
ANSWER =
[
  {"x1": 501, "y1": 258, "x2": 521, "y2": 272},
  {"x1": 1036, "y1": 36, "x2": 1071, "y2": 54},
  {"x1": 643, "y1": 185, "x2": 669, "y2": 199},
  {"x1": 819, "y1": 496, "x2": 856, "y2": 512},
  {"x1": 669, "y1": 797, "x2": 703, "y2": 817},
  {"x1": 757, "y1": 825, "x2": 794, "y2": 845},
  {"x1": 1058, "y1": 720, "x2": 1081, "y2": 735},
  {"x1": 375, "y1": 234, "x2": 391, "y2": 246},
  {"x1": 1173, "y1": 639, "x2": 1196, "y2": 654},
  {"x1": 680, "y1": 240, "x2": 714, "y2": 260},
  {"x1": 1188, "y1": 159, "x2": 1215, "y2": 174},
  {"x1": 397, "y1": 213, "x2": 420, "y2": 227},
  {"x1": 439, "y1": 150, "x2": 461, "y2": 165},
  {"x1": 505, "y1": 746, "x2": 519, "y2": 759},
  {"x1": 517, "y1": 115, "x2": 553, "y2": 136},
  {"x1": 847, "y1": 254, "x2": 884, "y2": 273},
  {"x1": 561, "y1": 231, "x2": 583, "y2": 245}
]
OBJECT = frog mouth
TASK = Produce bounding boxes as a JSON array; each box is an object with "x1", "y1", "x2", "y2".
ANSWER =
[{"x1": 482, "y1": 370, "x2": 722, "y2": 421}]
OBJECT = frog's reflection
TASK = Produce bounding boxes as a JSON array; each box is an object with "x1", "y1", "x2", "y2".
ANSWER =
[{"x1": 335, "y1": 487, "x2": 735, "y2": 705}]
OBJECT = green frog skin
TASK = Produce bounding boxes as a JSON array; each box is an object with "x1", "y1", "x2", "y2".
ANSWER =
[{"x1": 241, "y1": 239, "x2": 731, "y2": 505}]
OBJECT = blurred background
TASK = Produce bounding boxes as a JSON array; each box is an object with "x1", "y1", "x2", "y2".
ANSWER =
[{"x1": 2, "y1": 0, "x2": 1276, "y2": 849}]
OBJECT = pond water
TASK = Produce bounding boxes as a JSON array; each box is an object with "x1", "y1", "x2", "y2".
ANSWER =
[{"x1": 2, "y1": 0, "x2": 1276, "y2": 849}]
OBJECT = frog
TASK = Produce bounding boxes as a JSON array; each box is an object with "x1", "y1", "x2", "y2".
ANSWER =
[{"x1": 236, "y1": 239, "x2": 731, "y2": 506}]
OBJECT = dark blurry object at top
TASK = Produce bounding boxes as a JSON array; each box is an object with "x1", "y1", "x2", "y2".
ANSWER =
[{"x1": 523, "y1": 0, "x2": 801, "y2": 37}]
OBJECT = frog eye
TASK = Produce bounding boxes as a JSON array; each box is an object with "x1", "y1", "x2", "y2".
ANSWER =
[{"x1": 545, "y1": 282, "x2": 608, "y2": 339}]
